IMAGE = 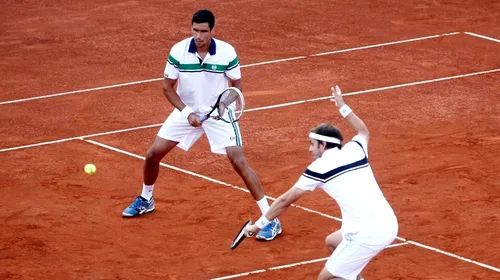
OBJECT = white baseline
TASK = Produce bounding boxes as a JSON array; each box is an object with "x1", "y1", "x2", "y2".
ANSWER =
[{"x1": 0, "y1": 32, "x2": 459, "y2": 105}]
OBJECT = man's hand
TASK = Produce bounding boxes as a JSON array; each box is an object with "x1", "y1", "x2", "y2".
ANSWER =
[
  {"x1": 187, "y1": 113, "x2": 202, "y2": 127},
  {"x1": 217, "y1": 101, "x2": 228, "y2": 119},
  {"x1": 331, "y1": 85, "x2": 345, "y2": 109},
  {"x1": 243, "y1": 223, "x2": 259, "y2": 237}
]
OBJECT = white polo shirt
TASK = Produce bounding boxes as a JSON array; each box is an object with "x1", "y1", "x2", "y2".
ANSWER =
[
  {"x1": 294, "y1": 135, "x2": 397, "y2": 234},
  {"x1": 164, "y1": 37, "x2": 241, "y2": 115}
]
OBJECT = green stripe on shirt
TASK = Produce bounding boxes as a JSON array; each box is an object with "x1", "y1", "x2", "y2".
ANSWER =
[
  {"x1": 178, "y1": 63, "x2": 228, "y2": 72},
  {"x1": 168, "y1": 55, "x2": 180, "y2": 66},
  {"x1": 227, "y1": 57, "x2": 239, "y2": 69}
]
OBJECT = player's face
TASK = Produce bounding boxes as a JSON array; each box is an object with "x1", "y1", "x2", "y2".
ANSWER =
[
  {"x1": 192, "y1": 22, "x2": 213, "y2": 49},
  {"x1": 309, "y1": 139, "x2": 325, "y2": 160}
]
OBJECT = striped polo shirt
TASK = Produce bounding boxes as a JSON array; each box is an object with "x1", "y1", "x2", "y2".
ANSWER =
[
  {"x1": 164, "y1": 37, "x2": 241, "y2": 115},
  {"x1": 294, "y1": 135, "x2": 397, "y2": 234}
]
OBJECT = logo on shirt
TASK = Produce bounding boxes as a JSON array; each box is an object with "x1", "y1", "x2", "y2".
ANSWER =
[{"x1": 211, "y1": 65, "x2": 217, "y2": 70}]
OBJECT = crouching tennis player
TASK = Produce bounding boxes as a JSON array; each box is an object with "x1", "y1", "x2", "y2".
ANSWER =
[{"x1": 244, "y1": 85, "x2": 398, "y2": 280}]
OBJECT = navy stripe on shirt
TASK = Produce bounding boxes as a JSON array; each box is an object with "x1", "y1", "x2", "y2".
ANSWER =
[
  {"x1": 302, "y1": 140, "x2": 369, "y2": 183},
  {"x1": 302, "y1": 157, "x2": 369, "y2": 183}
]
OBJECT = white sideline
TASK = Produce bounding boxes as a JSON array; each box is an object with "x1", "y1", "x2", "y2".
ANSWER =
[
  {"x1": 210, "y1": 243, "x2": 410, "y2": 280},
  {"x1": 0, "y1": 32, "x2": 460, "y2": 105},
  {"x1": 464, "y1": 32, "x2": 500, "y2": 43},
  {"x1": 2, "y1": 67, "x2": 499, "y2": 153}
]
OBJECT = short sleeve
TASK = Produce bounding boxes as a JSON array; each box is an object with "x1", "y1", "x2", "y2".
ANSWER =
[
  {"x1": 164, "y1": 49, "x2": 180, "y2": 80},
  {"x1": 293, "y1": 162, "x2": 323, "y2": 191},
  {"x1": 351, "y1": 135, "x2": 369, "y2": 158},
  {"x1": 225, "y1": 47, "x2": 241, "y2": 80}
]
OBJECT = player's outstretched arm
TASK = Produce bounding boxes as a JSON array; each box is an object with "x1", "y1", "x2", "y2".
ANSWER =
[
  {"x1": 331, "y1": 85, "x2": 370, "y2": 144},
  {"x1": 244, "y1": 187, "x2": 307, "y2": 236}
]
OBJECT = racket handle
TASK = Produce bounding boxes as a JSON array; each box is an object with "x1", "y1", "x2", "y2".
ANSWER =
[{"x1": 200, "y1": 115, "x2": 208, "y2": 122}]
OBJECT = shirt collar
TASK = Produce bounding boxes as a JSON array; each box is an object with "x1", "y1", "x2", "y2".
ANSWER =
[
  {"x1": 322, "y1": 147, "x2": 341, "y2": 158},
  {"x1": 188, "y1": 38, "x2": 216, "y2": 55}
]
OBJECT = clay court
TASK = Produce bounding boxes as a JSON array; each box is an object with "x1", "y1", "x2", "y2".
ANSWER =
[{"x1": 1, "y1": 1, "x2": 499, "y2": 279}]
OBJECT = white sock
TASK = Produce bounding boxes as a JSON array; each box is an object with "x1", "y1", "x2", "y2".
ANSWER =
[
  {"x1": 141, "y1": 184, "x2": 154, "y2": 200},
  {"x1": 256, "y1": 197, "x2": 270, "y2": 215}
]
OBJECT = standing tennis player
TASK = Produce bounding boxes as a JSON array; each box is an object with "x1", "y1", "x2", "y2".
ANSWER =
[
  {"x1": 244, "y1": 85, "x2": 398, "y2": 279},
  {"x1": 122, "y1": 9, "x2": 281, "y2": 241}
]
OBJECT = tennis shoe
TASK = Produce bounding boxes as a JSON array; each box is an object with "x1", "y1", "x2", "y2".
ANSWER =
[
  {"x1": 122, "y1": 196, "x2": 155, "y2": 217},
  {"x1": 256, "y1": 218, "x2": 282, "y2": 241}
]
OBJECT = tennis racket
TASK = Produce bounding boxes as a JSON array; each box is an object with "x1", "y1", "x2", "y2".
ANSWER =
[
  {"x1": 200, "y1": 87, "x2": 245, "y2": 123},
  {"x1": 230, "y1": 220, "x2": 254, "y2": 250}
]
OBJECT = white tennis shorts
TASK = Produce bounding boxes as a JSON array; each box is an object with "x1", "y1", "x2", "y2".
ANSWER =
[
  {"x1": 157, "y1": 109, "x2": 242, "y2": 155},
  {"x1": 325, "y1": 224, "x2": 398, "y2": 279}
]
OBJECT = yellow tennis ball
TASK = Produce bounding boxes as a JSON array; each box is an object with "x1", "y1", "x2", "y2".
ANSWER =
[{"x1": 84, "y1": 164, "x2": 96, "y2": 175}]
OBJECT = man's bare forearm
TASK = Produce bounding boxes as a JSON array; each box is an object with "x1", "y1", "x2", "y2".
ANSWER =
[
  {"x1": 332, "y1": 85, "x2": 369, "y2": 139},
  {"x1": 163, "y1": 78, "x2": 186, "y2": 111},
  {"x1": 230, "y1": 79, "x2": 242, "y2": 91}
]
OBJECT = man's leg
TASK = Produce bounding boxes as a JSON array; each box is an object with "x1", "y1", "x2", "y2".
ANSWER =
[
  {"x1": 226, "y1": 146, "x2": 264, "y2": 200},
  {"x1": 122, "y1": 137, "x2": 178, "y2": 217},
  {"x1": 325, "y1": 231, "x2": 365, "y2": 280},
  {"x1": 318, "y1": 267, "x2": 346, "y2": 280},
  {"x1": 143, "y1": 137, "x2": 179, "y2": 186},
  {"x1": 226, "y1": 146, "x2": 282, "y2": 241},
  {"x1": 325, "y1": 230, "x2": 343, "y2": 253}
]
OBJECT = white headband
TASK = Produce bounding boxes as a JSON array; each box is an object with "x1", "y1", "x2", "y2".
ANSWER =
[{"x1": 309, "y1": 132, "x2": 341, "y2": 144}]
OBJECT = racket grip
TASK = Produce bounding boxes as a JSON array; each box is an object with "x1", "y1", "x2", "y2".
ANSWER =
[{"x1": 200, "y1": 115, "x2": 207, "y2": 122}]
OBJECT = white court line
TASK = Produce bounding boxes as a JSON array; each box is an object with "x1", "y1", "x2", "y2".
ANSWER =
[
  {"x1": 82, "y1": 138, "x2": 499, "y2": 273},
  {"x1": 0, "y1": 32, "x2": 460, "y2": 105},
  {"x1": 464, "y1": 32, "x2": 500, "y2": 43},
  {"x1": 312, "y1": 32, "x2": 459, "y2": 56},
  {"x1": 2, "y1": 67, "x2": 499, "y2": 153},
  {"x1": 407, "y1": 240, "x2": 500, "y2": 272},
  {"x1": 0, "y1": 123, "x2": 163, "y2": 152},
  {"x1": 210, "y1": 243, "x2": 410, "y2": 280},
  {"x1": 81, "y1": 138, "x2": 344, "y2": 222}
]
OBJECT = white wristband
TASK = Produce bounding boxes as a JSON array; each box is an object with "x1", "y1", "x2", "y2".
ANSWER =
[
  {"x1": 339, "y1": 105, "x2": 352, "y2": 118},
  {"x1": 255, "y1": 216, "x2": 271, "y2": 229},
  {"x1": 181, "y1": 106, "x2": 194, "y2": 118}
]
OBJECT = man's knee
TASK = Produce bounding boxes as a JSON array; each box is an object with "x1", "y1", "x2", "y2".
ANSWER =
[
  {"x1": 230, "y1": 154, "x2": 248, "y2": 170},
  {"x1": 146, "y1": 146, "x2": 164, "y2": 162},
  {"x1": 325, "y1": 230, "x2": 343, "y2": 252},
  {"x1": 227, "y1": 148, "x2": 248, "y2": 169},
  {"x1": 145, "y1": 138, "x2": 174, "y2": 162}
]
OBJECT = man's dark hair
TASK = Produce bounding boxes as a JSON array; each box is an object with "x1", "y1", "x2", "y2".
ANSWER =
[
  {"x1": 192, "y1": 9, "x2": 215, "y2": 30},
  {"x1": 310, "y1": 123, "x2": 343, "y2": 149}
]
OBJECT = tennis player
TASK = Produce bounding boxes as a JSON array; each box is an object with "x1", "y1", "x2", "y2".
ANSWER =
[
  {"x1": 244, "y1": 85, "x2": 398, "y2": 279},
  {"x1": 122, "y1": 9, "x2": 281, "y2": 241}
]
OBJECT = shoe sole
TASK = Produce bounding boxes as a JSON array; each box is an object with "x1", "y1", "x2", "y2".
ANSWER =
[
  {"x1": 255, "y1": 227, "x2": 282, "y2": 241},
  {"x1": 122, "y1": 206, "x2": 155, "y2": 217}
]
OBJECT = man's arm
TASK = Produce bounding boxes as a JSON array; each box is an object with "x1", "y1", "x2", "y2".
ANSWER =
[
  {"x1": 331, "y1": 85, "x2": 369, "y2": 144},
  {"x1": 244, "y1": 187, "x2": 308, "y2": 235},
  {"x1": 163, "y1": 77, "x2": 202, "y2": 127},
  {"x1": 230, "y1": 78, "x2": 242, "y2": 91},
  {"x1": 163, "y1": 78, "x2": 183, "y2": 110}
]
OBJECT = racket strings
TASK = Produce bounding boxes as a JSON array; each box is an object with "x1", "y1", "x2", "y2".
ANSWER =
[{"x1": 219, "y1": 89, "x2": 244, "y2": 121}]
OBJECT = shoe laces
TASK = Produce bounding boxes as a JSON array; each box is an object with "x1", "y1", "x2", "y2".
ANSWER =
[{"x1": 132, "y1": 196, "x2": 147, "y2": 208}]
